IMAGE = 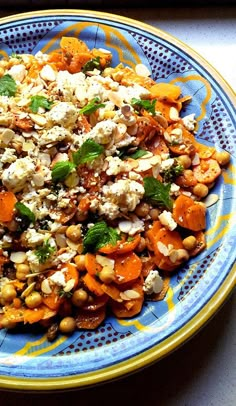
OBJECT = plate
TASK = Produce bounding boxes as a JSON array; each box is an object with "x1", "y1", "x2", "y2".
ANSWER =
[{"x1": 0, "y1": 9, "x2": 235, "y2": 391}]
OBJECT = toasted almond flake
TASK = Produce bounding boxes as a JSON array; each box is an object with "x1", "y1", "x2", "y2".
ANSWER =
[
  {"x1": 127, "y1": 123, "x2": 138, "y2": 135},
  {"x1": 96, "y1": 255, "x2": 115, "y2": 269},
  {"x1": 10, "y1": 251, "x2": 27, "y2": 264},
  {"x1": 192, "y1": 153, "x2": 200, "y2": 166},
  {"x1": 22, "y1": 141, "x2": 35, "y2": 152},
  {"x1": 135, "y1": 63, "x2": 151, "y2": 77},
  {"x1": 41, "y1": 278, "x2": 52, "y2": 294},
  {"x1": 169, "y1": 249, "x2": 178, "y2": 263},
  {"x1": 123, "y1": 289, "x2": 141, "y2": 299},
  {"x1": 66, "y1": 238, "x2": 80, "y2": 251},
  {"x1": 157, "y1": 241, "x2": 169, "y2": 256},
  {"x1": 40, "y1": 64, "x2": 56, "y2": 81},
  {"x1": 98, "y1": 47, "x2": 112, "y2": 54},
  {"x1": 29, "y1": 113, "x2": 47, "y2": 127},
  {"x1": 169, "y1": 107, "x2": 179, "y2": 121},
  {"x1": 32, "y1": 173, "x2": 45, "y2": 187},
  {"x1": 1, "y1": 129, "x2": 15, "y2": 144},
  {"x1": 164, "y1": 131, "x2": 172, "y2": 143},
  {"x1": 170, "y1": 127, "x2": 183, "y2": 137},
  {"x1": 135, "y1": 155, "x2": 161, "y2": 172},
  {"x1": 203, "y1": 193, "x2": 219, "y2": 208},
  {"x1": 64, "y1": 278, "x2": 75, "y2": 293},
  {"x1": 21, "y1": 282, "x2": 36, "y2": 298},
  {"x1": 107, "y1": 90, "x2": 123, "y2": 107}
]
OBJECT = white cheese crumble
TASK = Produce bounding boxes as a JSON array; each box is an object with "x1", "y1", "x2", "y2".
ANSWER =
[
  {"x1": 143, "y1": 270, "x2": 164, "y2": 295},
  {"x1": 158, "y1": 210, "x2": 177, "y2": 231}
]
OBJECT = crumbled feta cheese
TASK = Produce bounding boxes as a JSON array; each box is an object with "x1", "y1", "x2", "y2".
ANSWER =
[
  {"x1": 24, "y1": 229, "x2": 51, "y2": 247},
  {"x1": 39, "y1": 126, "x2": 71, "y2": 146},
  {"x1": 158, "y1": 210, "x2": 177, "y2": 231},
  {"x1": 143, "y1": 270, "x2": 163, "y2": 295},
  {"x1": 2, "y1": 156, "x2": 35, "y2": 192},
  {"x1": 182, "y1": 113, "x2": 196, "y2": 131},
  {"x1": 1, "y1": 148, "x2": 17, "y2": 164},
  {"x1": 105, "y1": 156, "x2": 132, "y2": 176},
  {"x1": 118, "y1": 214, "x2": 144, "y2": 236},
  {"x1": 49, "y1": 269, "x2": 66, "y2": 287},
  {"x1": 161, "y1": 158, "x2": 175, "y2": 171},
  {"x1": 47, "y1": 102, "x2": 78, "y2": 128},
  {"x1": 8, "y1": 64, "x2": 26, "y2": 83}
]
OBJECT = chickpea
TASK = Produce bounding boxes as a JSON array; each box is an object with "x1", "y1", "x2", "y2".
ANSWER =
[
  {"x1": 177, "y1": 154, "x2": 192, "y2": 169},
  {"x1": 135, "y1": 237, "x2": 147, "y2": 253},
  {"x1": 74, "y1": 254, "x2": 86, "y2": 271},
  {"x1": 135, "y1": 202, "x2": 150, "y2": 217},
  {"x1": 214, "y1": 151, "x2": 231, "y2": 166},
  {"x1": 99, "y1": 267, "x2": 115, "y2": 284},
  {"x1": 25, "y1": 291, "x2": 42, "y2": 309},
  {"x1": 149, "y1": 208, "x2": 160, "y2": 220},
  {"x1": 183, "y1": 236, "x2": 197, "y2": 251},
  {"x1": 1, "y1": 284, "x2": 17, "y2": 303},
  {"x1": 59, "y1": 317, "x2": 76, "y2": 334},
  {"x1": 66, "y1": 224, "x2": 81, "y2": 242},
  {"x1": 193, "y1": 183, "x2": 209, "y2": 198},
  {"x1": 16, "y1": 263, "x2": 30, "y2": 281},
  {"x1": 72, "y1": 288, "x2": 88, "y2": 307}
]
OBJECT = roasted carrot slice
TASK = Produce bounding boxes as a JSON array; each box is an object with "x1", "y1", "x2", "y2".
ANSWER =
[
  {"x1": 172, "y1": 194, "x2": 206, "y2": 231},
  {"x1": 76, "y1": 306, "x2": 106, "y2": 329},
  {"x1": 84, "y1": 253, "x2": 102, "y2": 275},
  {"x1": 193, "y1": 158, "x2": 221, "y2": 184},
  {"x1": 114, "y1": 252, "x2": 142, "y2": 284},
  {"x1": 0, "y1": 191, "x2": 17, "y2": 222},
  {"x1": 23, "y1": 307, "x2": 45, "y2": 324},
  {"x1": 83, "y1": 273, "x2": 104, "y2": 296},
  {"x1": 150, "y1": 83, "x2": 181, "y2": 101},
  {"x1": 98, "y1": 234, "x2": 141, "y2": 255},
  {"x1": 110, "y1": 282, "x2": 144, "y2": 318},
  {"x1": 60, "y1": 36, "x2": 89, "y2": 55}
]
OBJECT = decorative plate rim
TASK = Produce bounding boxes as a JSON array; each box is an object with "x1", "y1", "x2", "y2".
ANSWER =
[{"x1": 0, "y1": 8, "x2": 235, "y2": 391}]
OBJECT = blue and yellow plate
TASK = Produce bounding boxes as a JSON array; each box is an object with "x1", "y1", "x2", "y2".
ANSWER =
[{"x1": 0, "y1": 9, "x2": 235, "y2": 391}]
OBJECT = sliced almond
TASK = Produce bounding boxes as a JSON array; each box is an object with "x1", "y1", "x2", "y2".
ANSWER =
[
  {"x1": 10, "y1": 251, "x2": 27, "y2": 264},
  {"x1": 41, "y1": 278, "x2": 52, "y2": 294},
  {"x1": 96, "y1": 255, "x2": 115, "y2": 270},
  {"x1": 203, "y1": 193, "x2": 219, "y2": 208},
  {"x1": 29, "y1": 113, "x2": 47, "y2": 127},
  {"x1": 64, "y1": 278, "x2": 75, "y2": 293},
  {"x1": 1, "y1": 129, "x2": 15, "y2": 144},
  {"x1": 21, "y1": 282, "x2": 36, "y2": 298},
  {"x1": 135, "y1": 63, "x2": 151, "y2": 77},
  {"x1": 169, "y1": 107, "x2": 179, "y2": 121}
]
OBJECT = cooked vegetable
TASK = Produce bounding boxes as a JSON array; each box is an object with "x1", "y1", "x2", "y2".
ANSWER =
[
  {"x1": 29, "y1": 95, "x2": 53, "y2": 113},
  {"x1": 0, "y1": 74, "x2": 17, "y2": 96}
]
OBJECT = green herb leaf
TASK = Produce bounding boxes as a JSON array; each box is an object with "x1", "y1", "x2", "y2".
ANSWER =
[
  {"x1": 82, "y1": 57, "x2": 101, "y2": 73},
  {"x1": 144, "y1": 176, "x2": 173, "y2": 210},
  {"x1": 73, "y1": 139, "x2": 104, "y2": 166},
  {"x1": 10, "y1": 53, "x2": 22, "y2": 60},
  {"x1": 129, "y1": 149, "x2": 149, "y2": 159},
  {"x1": 131, "y1": 98, "x2": 156, "y2": 115},
  {"x1": 83, "y1": 221, "x2": 120, "y2": 253},
  {"x1": 15, "y1": 202, "x2": 35, "y2": 224},
  {"x1": 51, "y1": 161, "x2": 76, "y2": 183},
  {"x1": 29, "y1": 95, "x2": 53, "y2": 113},
  {"x1": 79, "y1": 97, "x2": 105, "y2": 115},
  {"x1": 162, "y1": 162, "x2": 184, "y2": 183},
  {"x1": 0, "y1": 74, "x2": 17, "y2": 97},
  {"x1": 59, "y1": 289, "x2": 73, "y2": 298},
  {"x1": 35, "y1": 240, "x2": 55, "y2": 264}
]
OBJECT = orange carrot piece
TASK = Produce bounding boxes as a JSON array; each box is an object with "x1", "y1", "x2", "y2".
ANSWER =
[
  {"x1": 98, "y1": 234, "x2": 141, "y2": 255},
  {"x1": 114, "y1": 252, "x2": 142, "y2": 284},
  {"x1": 152, "y1": 228, "x2": 184, "y2": 271},
  {"x1": 172, "y1": 194, "x2": 206, "y2": 231},
  {"x1": 76, "y1": 306, "x2": 106, "y2": 329},
  {"x1": 101, "y1": 284, "x2": 121, "y2": 301},
  {"x1": 193, "y1": 158, "x2": 221, "y2": 184},
  {"x1": 60, "y1": 36, "x2": 89, "y2": 55},
  {"x1": 84, "y1": 253, "x2": 102, "y2": 275},
  {"x1": 82, "y1": 294, "x2": 109, "y2": 311},
  {"x1": 23, "y1": 307, "x2": 45, "y2": 324},
  {"x1": 61, "y1": 262, "x2": 79, "y2": 288},
  {"x1": 150, "y1": 82, "x2": 181, "y2": 101},
  {"x1": 83, "y1": 273, "x2": 104, "y2": 296},
  {"x1": 111, "y1": 282, "x2": 144, "y2": 318},
  {"x1": 189, "y1": 231, "x2": 206, "y2": 257},
  {"x1": 42, "y1": 289, "x2": 62, "y2": 311},
  {"x1": 0, "y1": 191, "x2": 17, "y2": 222}
]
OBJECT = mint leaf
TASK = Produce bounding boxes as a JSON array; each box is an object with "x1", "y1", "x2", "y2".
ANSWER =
[
  {"x1": 82, "y1": 57, "x2": 101, "y2": 73},
  {"x1": 79, "y1": 97, "x2": 105, "y2": 115},
  {"x1": 30, "y1": 95, "x2": 53, "y2": 113},
  {"x1": 35, "y1": 240, "x2": 55, "y2": 264},
  {"x1": 144, "y1": 176, "x2": 173, "y2": 210},
  {"x1": 129, "y1": 149, "x2": 148, "y2": 159},
  {"x1": 83, "y1": 221, "x2": 120, "y2": 253},
  {"x1": 131, "y1": 98, "x2": 156, "y2": 115},
  {"x1": 0, "y1": 74, "x2": 17, "y2": 97},
  {"x1": 15, "y1": 202, "x2": 35, "y2": 224},
  {"x1": 73, "y1": 139, "x2": 104, "y2": 166},
  {"x1": 51, "y1": 161, "x2": 76, "y2": 183}
]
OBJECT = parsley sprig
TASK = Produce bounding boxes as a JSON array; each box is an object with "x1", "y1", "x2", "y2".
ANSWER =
[
  {"x1": 0, "y1": 74, "x2": 17, "y2": 97},
  {"x1": 82, "y1": 57, "x2": 101, "y2": 73},
  {"x1": 131, "y1": 98, "x2": 156, "y2": 115},
  {"x1": 29, "y1": 95, "x2": 53, "y2": 113},
  {"x1": 79, "y1": 97, "x2": 105, "y2": 115},
  {"x1": 35, "y1": 240, "x2": 55, "y2": 264}
]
